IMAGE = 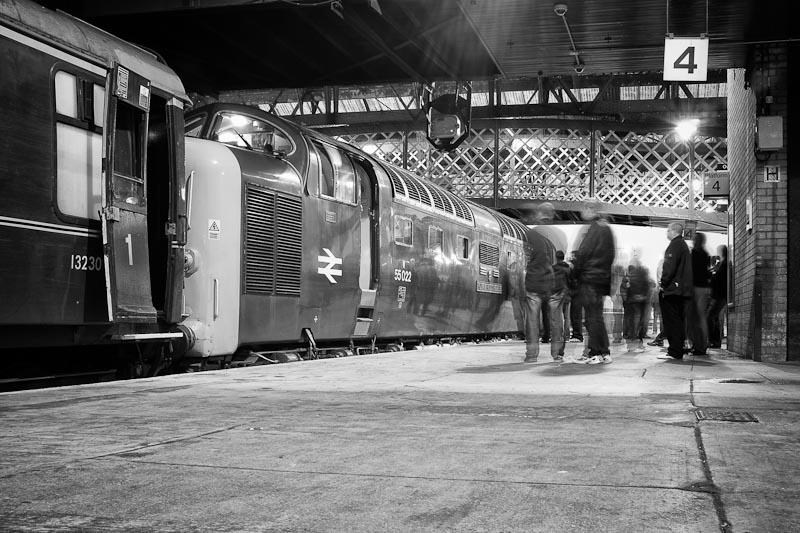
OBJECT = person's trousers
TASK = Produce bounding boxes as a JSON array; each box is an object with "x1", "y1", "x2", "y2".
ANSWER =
[
  {"x1": 580, "y1": 284, "x2": 609, "y2": 355},
  {"x1": 707, "y1": 297, "x2": 727, "y2": 346},
  {"x1": 653, "y1": 291, "x2": 666, "y2": 341},
  {"x1": 625, "y1": 301, "x2": 648, "y2": 348},
  {"x1": 525, "y1": 291, "x2": 565, "y2": 358},
  {"x1": 549, "y1": 290, "x2": 566, "y2": 357},
  {"x1": 662, "y1": 294, "x2": 689, "y2": 358},
  {"x1": 570, "y1": 292, "x2": 583, "y2": 339},
  {"x1": 689, "y1": 286, "x2": 711, "y2": 352}
]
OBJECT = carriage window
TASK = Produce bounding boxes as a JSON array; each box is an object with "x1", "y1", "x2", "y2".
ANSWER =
[
  {"x1": 457, "y1": 235, "x2": 470, "y2": 259},
  {"x1": 112, "y1": 102, "x2": 145, "y2": 208},
  {"x1": 428, "y1": 226, "x2": 443, "y2": 252},
  {"x1": 210, "y1": 112, "x2": 293, "y2": 154},
  {"x1": 54, "y1": 69, "x2": 104, "y2": 220},
  {"x1": 93, "y1": 85, "x2": 105, "y2": 128},
  {"x1": 394, "y1": 216, "x2": 413, "y2": 247},
  {"x1": 312, "y1": 140, "x2": 357, "y2": 204},
  {"x1": 55, "y1": 72, "x2": 78, "y2": 117},
  {"x1": 56, "y1": 124, "x2": 103, "y2": 219}
]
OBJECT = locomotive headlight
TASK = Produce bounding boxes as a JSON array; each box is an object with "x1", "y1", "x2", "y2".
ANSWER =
[{"x1": 184, "y1": 247, "x2": 201, "y2": 277}]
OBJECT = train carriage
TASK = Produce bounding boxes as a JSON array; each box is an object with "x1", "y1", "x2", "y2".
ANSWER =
[
  {"x1": 181, "y1": 104, "x2": 532, "y2": 363},
  {"x1": 0, "y1": 0, "x2": 190, "y2": 365}
]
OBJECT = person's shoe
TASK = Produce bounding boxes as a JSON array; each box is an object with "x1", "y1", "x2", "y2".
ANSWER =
[
  {"x1": 524, "y1": 356, "x2": 538, "y2": 363},
  {"x1": 552, "y1": 356, "x2": 563, "y2": 363},
  {"x1": 666, "y1": 352, "x2": 683, "y2": 360},
  {"x1": 568, "y1": 337, "x2": 582, "y2": 343},
  {"x1": 692, "y1": 350, "x2": 708, "y2": 356},
  {"x1": 571, "y1": 355, "x2": 591, "y2": 364},
  {"x1": 585, "y1": 355, "x2": 604, "y2": 364},
  {"x1": 647, "y1": 340, "x2": 663, "y2": 347},
  {"x1": 540, "y1": 338, "x2": 550, "y2": 343},
  {"x1": 634, "y1": 347, "x2": 647, "y2": 353},
  {"x1": 601, "y1": 354, "x2": 613, "y2": 364}
]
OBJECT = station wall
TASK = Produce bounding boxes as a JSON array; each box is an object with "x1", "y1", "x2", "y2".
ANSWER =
[{"x1": 727, "y1": 43, "x2": 791, "y2": 361}]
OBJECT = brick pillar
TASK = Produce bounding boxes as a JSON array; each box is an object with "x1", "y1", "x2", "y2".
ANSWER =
[{"x1": 726, "y1": 44, "x2": 789, "y2": 361}]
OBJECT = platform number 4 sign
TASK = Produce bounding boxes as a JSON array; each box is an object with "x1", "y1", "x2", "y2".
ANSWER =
[{"x1": 663, "y1": 37, "x2": 708, "y2": 81}]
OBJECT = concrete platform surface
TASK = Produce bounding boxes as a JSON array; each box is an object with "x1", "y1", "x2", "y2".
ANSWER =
[{"x1": 1, "y1": 340, "x2": 799, "y2": 532}]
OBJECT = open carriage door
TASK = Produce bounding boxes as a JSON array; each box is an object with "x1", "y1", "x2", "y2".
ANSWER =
[{"x1": 100, "y1": 64, "x2": 156, "y2": 323}]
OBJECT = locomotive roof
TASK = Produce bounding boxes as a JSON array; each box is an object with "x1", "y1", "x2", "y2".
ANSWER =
[
  {"x1": 0, "y1": 0, "x2": 188, "y2": 102},
  {"x1": 188, "y1": 102, "x2": 533, "y2": 242}
]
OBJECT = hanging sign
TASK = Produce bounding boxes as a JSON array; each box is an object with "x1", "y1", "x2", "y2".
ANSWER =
[
  {"x1": 703, "y1": 170, "x2": 729, "y2": 198},
  {"x1": 663, "y1": 37, "x2": 709, "y2": 81}
]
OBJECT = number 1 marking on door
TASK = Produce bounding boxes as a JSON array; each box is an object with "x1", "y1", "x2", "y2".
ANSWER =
[{"x1": 125, "y1": 233, "x2": 133, "y2": 265}]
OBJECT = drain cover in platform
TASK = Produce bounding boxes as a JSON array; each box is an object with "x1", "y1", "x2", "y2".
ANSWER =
[{"x1": 695, "y1": 409, "x2": 759, "y2": 422}]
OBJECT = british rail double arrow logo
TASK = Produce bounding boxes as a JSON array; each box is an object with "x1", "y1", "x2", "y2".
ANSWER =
[{"x1": 317, "y1": 248, "x2": 343, "y2": 283}]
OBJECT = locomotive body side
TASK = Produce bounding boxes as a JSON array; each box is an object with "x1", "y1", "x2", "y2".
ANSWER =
[
  {"x1": 368, "y1": 163, "x2": 528, "y2": 341},
  {"x1": 182, "y1": 103, "x2": 533, "y2": 361}
]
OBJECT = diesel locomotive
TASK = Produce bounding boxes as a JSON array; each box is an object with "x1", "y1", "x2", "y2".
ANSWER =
[
  {"x1": 1, "y1": 0, "x2": 188, "y2": 373},
  {"x1": 179, "y1": 104, "x2": 535, "y2": 365},
  {"x1": 1, "y1": 0, "x2": 552, "y2": 377}
]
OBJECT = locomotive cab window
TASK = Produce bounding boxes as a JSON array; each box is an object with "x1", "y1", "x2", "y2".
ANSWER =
[
  {"x1": 54, "y1": 69, "x2": 105, "y2": 221},
  {"x1": 184, "y1": 113, "x2": 206, "y2": 137},
  {"x1": 394, "y1": 215, "x2": 413, "y2": 247},
  {"x1": 457, "y1": 235, "x2": 470, "y2": 260},
  {"x1": 311, "y1": 140, "x2": 357, "y2": 205},
  {"x1": 210, "y1": 112, "x2": 293, "y2": 154}
]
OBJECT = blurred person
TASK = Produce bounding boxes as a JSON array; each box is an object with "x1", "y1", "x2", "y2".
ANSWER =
[
  {"x1": 524, "y1": 203, "x2": 561, "y2": 362},
  {"x1": 610, "y1": 260, "x2": 627, "y2": 344},
  {"x1": 660, "y1": 222, "x2": 693, "y2": 359},
  {"x1": 568, "y1": 251, "x2": 583, "y2": 342},
  {"x1": 623, "y1": 251, "x2": 651, "y2": 352},
  {"x1": 708, "y1": 244, "x2": 728, "y2": 348},
  {"x1": 551, "y1": 250, "x2": 571, "y2": 359},
  {"x1": 647, "y1": 258, "x2": 666, "y2": 346},
  {"x1": 571, "y1": 200, "x2": 615, "y2": 364},
  {"x1": 688, "y1": 232, "x2": 712, "y2": 355}
]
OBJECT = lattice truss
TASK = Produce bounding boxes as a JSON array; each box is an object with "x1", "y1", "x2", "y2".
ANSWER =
[
  {"x1": 337, "y1": 129, "x2": 727, "y2": 210},
  {"x1": 597, "y1": 131, "x2": 727, "y2": 210}
]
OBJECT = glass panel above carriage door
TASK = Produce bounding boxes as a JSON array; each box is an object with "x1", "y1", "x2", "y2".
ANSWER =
[{"x1": 100, "y1": 64, "x2": 156, "y2": 323}]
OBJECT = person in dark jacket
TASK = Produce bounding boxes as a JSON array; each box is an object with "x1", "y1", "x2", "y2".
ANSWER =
[
  {"x1": 524, "y1": 203, "x2": 558, "y2": 362},
  {"x1": 571, "y1": 200, "x2": 615, "y2": 364},
  {"x1": 707, "y1": 244, "x2": 728, "y2": 348},
  {"x1": 551, "y1": 250, "x2": 571, "y2": 359},
  {"x1": 660, "y1": 222, "x2": 693, "y2": 359},
  {"x1": 568, "y1": 251, "x2": 583, "y2": 342},
  {"x1": 688, "y1": 232, "x2": 712, "y2": 355}
]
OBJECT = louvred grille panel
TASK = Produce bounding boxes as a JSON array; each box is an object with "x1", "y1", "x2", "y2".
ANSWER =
[{"x1": 244, "y1": 185, "x2": 302, "y2": 297}]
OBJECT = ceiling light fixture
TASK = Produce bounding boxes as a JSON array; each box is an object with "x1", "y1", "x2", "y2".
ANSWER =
[{"x1": 553, "y1": 3, "x2": 585, "y2": 74}]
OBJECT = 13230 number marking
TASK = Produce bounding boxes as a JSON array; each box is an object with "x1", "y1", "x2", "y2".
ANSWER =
[{"x1": 70, "y1": 254, "x2": 103, "y2": 271}]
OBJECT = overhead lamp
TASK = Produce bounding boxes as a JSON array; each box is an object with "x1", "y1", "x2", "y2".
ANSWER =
[
  {"x1": 553, "y1": 3, "x2": 585, "y2": 74},
  {"x1": 675, "y1": 118, "x2": 699, "y2": 141}
]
